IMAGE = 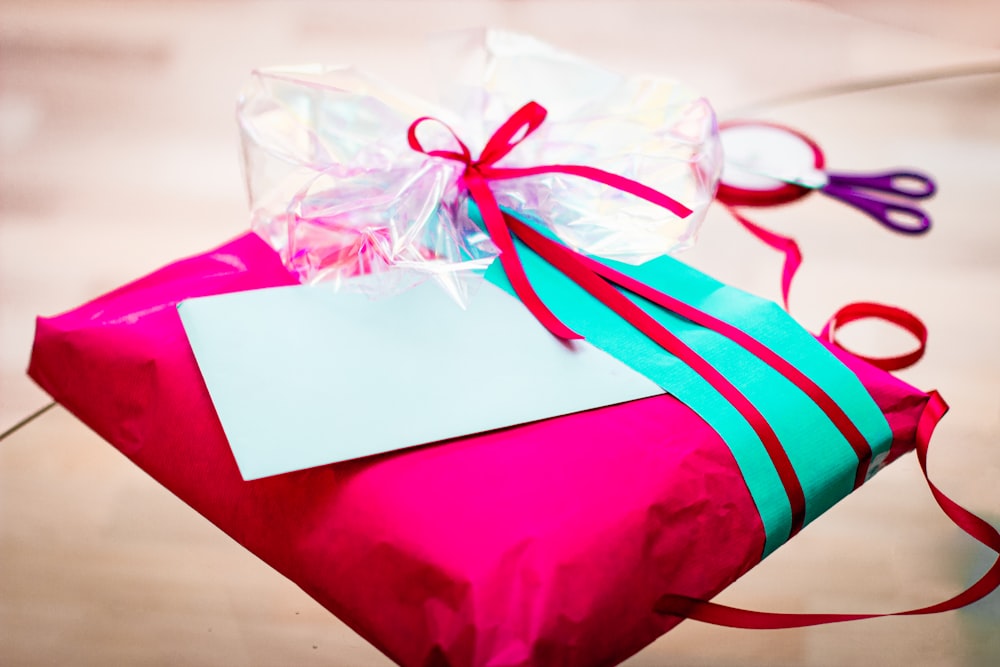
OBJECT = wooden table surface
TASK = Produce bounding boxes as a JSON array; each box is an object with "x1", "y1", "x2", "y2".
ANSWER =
[{"x1": 2, "y1": 1, "x2": 999, "y2": 665}]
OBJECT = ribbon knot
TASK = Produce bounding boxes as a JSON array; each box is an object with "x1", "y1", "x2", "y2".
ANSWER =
[
  {"x1": 407, "y1": 101, "x2": 693, "y2": 340},
  {"x1": 408, "y1": 101, "x2": 548, "y2": 180}
]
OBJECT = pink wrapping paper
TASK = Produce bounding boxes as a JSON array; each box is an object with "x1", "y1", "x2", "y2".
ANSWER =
[{"x1": 28, "y1": 233, "x2": 930, "y2": 666}]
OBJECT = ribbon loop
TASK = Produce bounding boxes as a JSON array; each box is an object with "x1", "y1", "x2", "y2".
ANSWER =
[
  {"x1": 477, "y1": 101, "x2": 547, "y2": 168},
  {"x1": 405, "y1": 101, "x2": 694, "y2": 341},
  {"x1": 407, "y1": 116, "x2": 472, "y2": 165},
  {"x1": 821, "y1": 302, "x2": 928, "y2": 372}
]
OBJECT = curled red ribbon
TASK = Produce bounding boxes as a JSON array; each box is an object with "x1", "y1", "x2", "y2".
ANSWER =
[
  {"x1": 822, "y1": 301, "x2": 928, "y2": 372},
  {"x1": 655, "y1": 391, "x2": 1000, "y2": 629},
  {"x1": 412, "y1": 106, "x2": 1000, "y2": 629},
  {"x1": 720, "y1": 202, "x2": 802, "y2": 311}
]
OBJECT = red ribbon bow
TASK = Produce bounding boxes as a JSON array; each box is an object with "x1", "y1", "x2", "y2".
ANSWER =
[{"x1": 408, "y1": 101, "x2": 692, "y2": 340}]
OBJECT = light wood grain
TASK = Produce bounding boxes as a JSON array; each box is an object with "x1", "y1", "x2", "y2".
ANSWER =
[{"x1": 2, "y1": 1, "x2": 999, "y2": 665}]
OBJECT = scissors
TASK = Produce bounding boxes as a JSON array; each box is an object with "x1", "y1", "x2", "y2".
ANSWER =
[{"x1": 717, "y1": 120, "x2": 936, "y2": 235}]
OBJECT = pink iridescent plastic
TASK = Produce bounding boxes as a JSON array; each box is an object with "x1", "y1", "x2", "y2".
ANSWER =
[{"x1": 237, "y1": 30, "x2": 722, "y2": 305}]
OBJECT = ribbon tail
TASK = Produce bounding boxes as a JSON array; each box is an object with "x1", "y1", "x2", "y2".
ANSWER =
[
  {"x1": 722, "y1": 203, "x2": 802, "y2": 311},
  {"x1": 654, "y1": 392, "x2": 1000, "y2": 628},
  {"x1": 483, "y1": 164, "x2": 694, "y2": 219},
  {"x1": 465, "y1": 177, "x2": 581, "y2": 341},
  {"x1": 503, "y1": 212, "x2": 807, "y2": 538}
]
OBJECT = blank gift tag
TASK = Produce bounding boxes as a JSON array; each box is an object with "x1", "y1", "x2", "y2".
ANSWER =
[{"x1": 178, "y1": 281, "x2": 664, "y2": 480}]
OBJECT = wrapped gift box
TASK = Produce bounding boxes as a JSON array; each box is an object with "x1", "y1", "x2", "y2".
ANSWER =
[
  {"x1": 25, "y1": 29, "x2": 973, "y2": 667},
  {"x1": 28, "y1": 231, "x2": 935, "y2": 666}
]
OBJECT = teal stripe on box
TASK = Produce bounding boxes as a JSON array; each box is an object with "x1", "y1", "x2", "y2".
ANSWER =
[{"x1": 473, "y1": 206, "x2": 892, "y2": 556}]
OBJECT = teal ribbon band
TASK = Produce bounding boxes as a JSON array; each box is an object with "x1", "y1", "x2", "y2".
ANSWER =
[{"x1": 472, "y1": 205, "x2": 893, "y2": 556}]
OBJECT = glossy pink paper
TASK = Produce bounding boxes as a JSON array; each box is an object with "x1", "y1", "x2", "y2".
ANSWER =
[{"x1": 28, "y1": 233, "x2": 930, "y2": 667}]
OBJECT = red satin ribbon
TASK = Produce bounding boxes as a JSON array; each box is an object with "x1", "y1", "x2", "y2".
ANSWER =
[
  {"x1": 422, "y1": 108, "x2": 999, "y2": 627},
  {"x1": 407, "y1": 102, "x2": 887, "y2": 539},
  {"x1": 721, "y1": 202, "x2": 802, "y2": 311},
  {"x1": 655, "y1": 390, "x2": 1000, "y2": 627},
  {"x1": 822, "y1": 301, "x2": 928, "y2": 372},
  {"x1": 704, "y1": 174, "x2": 997, "y2": 628}
]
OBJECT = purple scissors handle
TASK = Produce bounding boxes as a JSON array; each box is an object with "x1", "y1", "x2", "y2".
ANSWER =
[{"x1": 821, "y1": 170, "x2": 936, "y2": 234}]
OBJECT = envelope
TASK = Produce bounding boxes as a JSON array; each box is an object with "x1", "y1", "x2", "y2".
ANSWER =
[{"x1": 178, "y1": 281, "x2": 665, "y2": 480}]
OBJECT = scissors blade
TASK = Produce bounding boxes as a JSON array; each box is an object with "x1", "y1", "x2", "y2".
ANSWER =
[{"x1": 724, "y1": 159, "x2": 829, "y2": 189}]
